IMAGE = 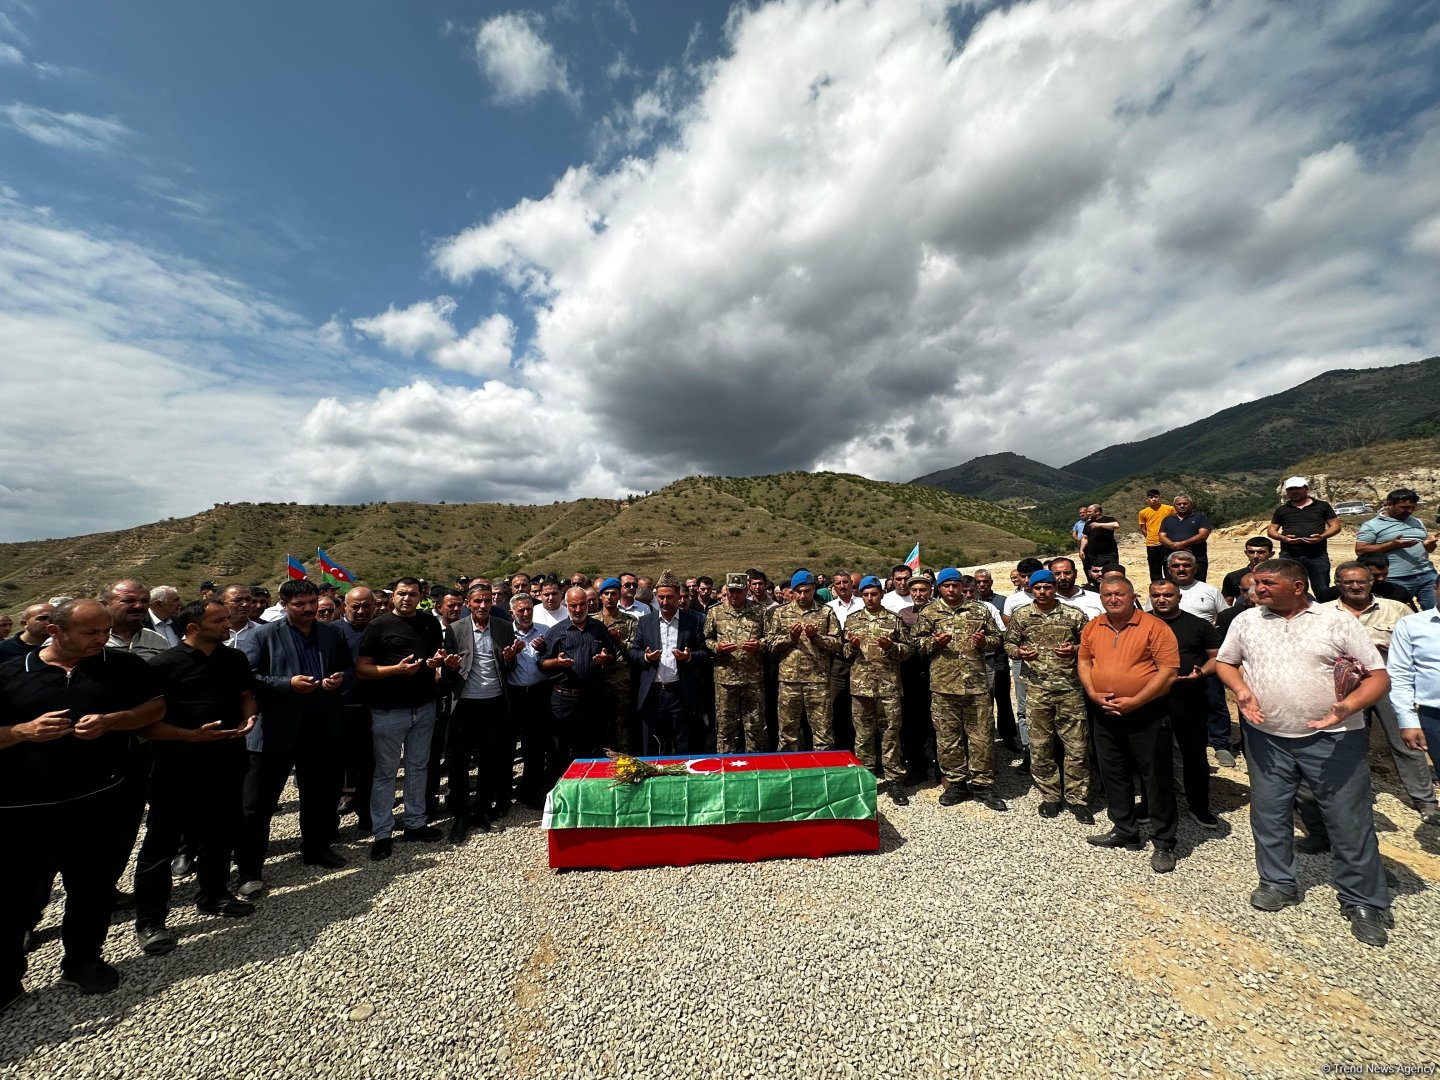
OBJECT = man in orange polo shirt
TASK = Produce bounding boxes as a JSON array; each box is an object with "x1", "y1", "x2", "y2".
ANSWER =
[{"x1": 1077, "y1": 576, "x2": 1181, "y2": 872}]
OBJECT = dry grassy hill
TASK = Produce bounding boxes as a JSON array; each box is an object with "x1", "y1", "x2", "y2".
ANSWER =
[{"x1": 0, "y1": 472, "x2": 1070, "y2": 612}]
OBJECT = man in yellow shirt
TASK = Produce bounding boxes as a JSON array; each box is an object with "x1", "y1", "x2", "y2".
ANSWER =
[{"x1": 1138, "y1": 489, "x2": 1176, "y2": 582}]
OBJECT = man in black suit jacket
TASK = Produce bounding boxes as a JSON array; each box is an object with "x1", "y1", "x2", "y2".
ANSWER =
[
  {"x1": 630, "y1": 573, "x2": 711, "y2": 755},
  {"x1": 238, "y1": 579, "x2": 353, "y2": 895}
]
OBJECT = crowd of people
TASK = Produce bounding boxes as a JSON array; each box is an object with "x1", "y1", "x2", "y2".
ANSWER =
[{"x1": 2, "y1": 478, "x2": 1438, "y2": 1011}]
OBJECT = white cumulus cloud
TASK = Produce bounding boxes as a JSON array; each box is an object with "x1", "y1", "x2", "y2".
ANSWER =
[
  {"x1": 300, "y1": 0, "x2": 1440, "y2": 506},
  {"x1": 473, "y1": 12, "x2": 577, "y2": 105}
]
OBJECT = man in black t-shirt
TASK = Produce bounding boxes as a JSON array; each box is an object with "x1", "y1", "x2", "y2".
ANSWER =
[
  {"x1": 1268, "y1": 477, "x2": 1340, "y2": 600},
  {"x1": 134, "y1": 600, "x2": 258, "y2": 955},
  {"x1": 1148, "y1": 581, "x2": 1222, "y2": 830},
  {"x1": 1080, "y1": 503, "x2": 1120, "y2": 585},
  {"x1": 1221, "y1": 537, "x2": 1274, "y2": 605},
  {"x1": 356, "y1": 577, "x2": 459, "y2": 860},
  {"x1": 0, "y1": 599, "x2": 163, "y2": 1003}
]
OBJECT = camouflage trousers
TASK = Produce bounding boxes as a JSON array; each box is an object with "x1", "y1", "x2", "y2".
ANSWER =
[
  {"x1": 716, "y1": 682, "x2": 768, "y2": 753},
  {"x1": 778, "y1": 681, "x2": 833, "y2": 752},
  {"x1": 1025, "y1": 687, "x2": 1089, "y2": 805},
  {"x1": 853, "y1": 692, "x2": 904, "y2": 782},
  {"x1": 932, "y1": 691, "x2": 994, "y2": 789}
]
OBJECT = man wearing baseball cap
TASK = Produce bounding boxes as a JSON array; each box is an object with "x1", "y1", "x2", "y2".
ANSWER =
[{"x1": 1267, "y1": 477, "x2": 1340, "y2": 600}]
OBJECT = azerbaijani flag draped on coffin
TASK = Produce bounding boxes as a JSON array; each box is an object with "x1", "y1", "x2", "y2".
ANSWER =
[{"x1": 544, "y1": 751, "x2": 879, "y2": 870}]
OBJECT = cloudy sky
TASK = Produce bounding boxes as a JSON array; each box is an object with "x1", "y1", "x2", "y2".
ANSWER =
[{"x1": 2, "y1": 0, "x2": 1438, "y2": 541}]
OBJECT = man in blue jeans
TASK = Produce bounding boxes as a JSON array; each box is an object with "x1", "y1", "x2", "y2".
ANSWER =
[
  {"x1": 1217, "y1": 559, "x2": 1396, "y2": 947},
  {"x1": 356, "y1": 578, "x2": 460, "y2": 860},
  {"x1": 1387, "y1": 608, "x2": 1440, "y2": 795},
  {"x1": 1355, "y1": 488, "x2": 1438, "y2": 611}
]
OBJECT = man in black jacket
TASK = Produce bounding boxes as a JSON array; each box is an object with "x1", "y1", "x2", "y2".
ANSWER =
[
  {"x1": 238, "y1": 579, "x2": 353, "y2": 895},
  {"x1": 631, "y1": 573, "x2": 711, "y2": 755}
]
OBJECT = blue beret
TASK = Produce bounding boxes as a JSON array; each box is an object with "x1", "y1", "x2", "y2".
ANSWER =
[
  {"x1": 1028, "y1": 569, "x2": 1056, "y2": 587},
  {"x1": 858, "y1": 575, "x2": 882, "y2": 592},
  {"x1": 935, "y1": 568, "x2": 961, "y2": 585},
  {"x1": 598, "y1": 577, "x2": 622, "y2": 592},
  {"x1": 790, "y1": 570, "x2": 815, "y2": 589}
]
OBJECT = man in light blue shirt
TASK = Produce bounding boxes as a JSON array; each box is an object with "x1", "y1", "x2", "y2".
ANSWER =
[
  {"x1": 1355, "y1": 488, "x2": 1438, "y2": 610},
  {"x1": 1387, "y1": 609, "x2": 1440, "y2": 815}
]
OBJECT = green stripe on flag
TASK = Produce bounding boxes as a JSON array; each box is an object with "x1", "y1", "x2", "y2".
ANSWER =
[{"x1": 546, "y1": 765, "x2": 877, "y2": 830}]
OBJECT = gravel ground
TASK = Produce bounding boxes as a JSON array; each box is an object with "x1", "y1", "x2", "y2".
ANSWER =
[{"x1": 3, "y1": 739, "x2": 1437, "y2": 1080}]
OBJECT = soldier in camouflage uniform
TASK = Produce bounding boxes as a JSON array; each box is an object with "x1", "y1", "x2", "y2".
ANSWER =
[
  {"x1": 844, "y1": 576, "x2": 915, "y2": 804},
  {"x1": 765, "y1": 570, "x2": 842, "y2": 751},
  {"x1": 1003, "y1": 569, "x2": 1092, "y2": 820},
  {"x1": 917, "y1": 568, "x2": 1006, "y2": 810},
  {"x1": 596, "y1": 578, "x2": 639, "y2": 751},
  {"x1": 704, "y1": 573, "x2": 770, "y2": 753}
]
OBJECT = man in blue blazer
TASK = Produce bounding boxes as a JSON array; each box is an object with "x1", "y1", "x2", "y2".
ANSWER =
[
  {"x1": 630, "y1": 572, "x2": 711, "y2": 755},
  {"x1": 238, "y1": 578, "x2": 353, "y2": 896}
]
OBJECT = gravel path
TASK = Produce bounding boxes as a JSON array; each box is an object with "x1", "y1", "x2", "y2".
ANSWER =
[{"x1": 4, "y1": 743, "x2": 1437, "y2": 1079}]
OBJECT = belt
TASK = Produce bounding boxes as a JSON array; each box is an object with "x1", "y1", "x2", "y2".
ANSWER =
[
  {"x1": 552, "y1": 686, "x2": 583, "y2": 697},
  {"x1": 659, "y1": 681, "x2": 680, "y2": 691}
]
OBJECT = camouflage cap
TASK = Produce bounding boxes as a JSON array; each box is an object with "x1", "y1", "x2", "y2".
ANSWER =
[{"x1": 725, "y1": 572, "x2": 748, "y2": 590}]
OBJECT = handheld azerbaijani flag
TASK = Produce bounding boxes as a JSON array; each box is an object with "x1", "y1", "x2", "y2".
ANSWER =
[
  {"x1": 904, "y1": 542, "x2": 921, "y2": 571},
  {"x1": 285, "y1": 555, "x2": 308, "y2": 581},
  {"x1": 544, "y1": 752, "x2": 879, "y2": 870},
  {"x1": 316, "y1": 548, "x2": 356, "y2": 592}
]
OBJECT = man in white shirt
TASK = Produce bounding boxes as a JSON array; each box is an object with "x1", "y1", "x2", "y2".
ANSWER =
[
  {"x1": 882, "y1": 564, "x2": 914, "y2": 614},
  {"x1": 222, "y1": 585, "x2": 262, "y2": 649},
  {"x1": 1216, "y1": 559, "x2": 1396, "y2": 946},
  {"x1": 826, "y1": 571, "x2": 864, "y2": 628},
  {"x1": 446, "y1": 583, "x2": 510, "y2": 843},
  {"x1": 1049, "y1": 558, "x2": 1104, "y2": 618},
  {"x1": 531, "y1": 579, "x2": 567, "y2": 629},
  {"x1": 617, "y1": 573, "x2": 654, "y2": 619}
]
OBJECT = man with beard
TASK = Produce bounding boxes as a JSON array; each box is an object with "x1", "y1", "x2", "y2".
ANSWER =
[
  {"x1": 357, "y1": 578, "x2": 458, "y2": 860},
  {"x1": 595, "y1": 578, "x2": 639, "y2": 750},
  {"x1": 134, "y1": 600, "x2": 257, "y2": 955},
  {"x1": 446, "y1": 582, "x2": 513, "y2": 843},
  {"x1": 504, "y1": 593, "x2": 553, "y2": 802},
  {"x1": 898, "y1": 572, "x2": 936, "y2": 783},
  {"x1": 239, "y1": 579, "x2": 352, "y2": 892},
  {"x1": 0, "y1": 604, "x2": 53, "y2": 660},
  {"x1": 540, "y1": 587, "x2": 617, "y2": 764},
  {"x1": 632, "y1": 573, "x2": 710, "y2": 754}
]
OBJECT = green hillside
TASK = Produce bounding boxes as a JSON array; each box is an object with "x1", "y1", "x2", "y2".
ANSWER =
[
  {"x1": 910, "y1": 452, "x2": 1095, "y2": 506},
  {"x1": 0, "y1": 472, "x2": 1068, "y2": 612},
  {"x1": 1062, "y1": 357, "x2": 1440, "y2": 484}
]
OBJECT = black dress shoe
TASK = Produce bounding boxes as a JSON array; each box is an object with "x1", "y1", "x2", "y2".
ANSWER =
[
  {"x1": 974, "y1": 789, "x2": 1008, "y2": 812},
  {"x1": 401, "y1": 824, "x2": 444, "y2": 843},
  {"x1": 1014, "y1": 751, "x2": 1031, "y2": 775},
  {"x1": 111, "y1": 889, "x2": 136, "y2": 912},
  {"x1": 59, "y1": 959, "x2": 119, "y2": 995},
  {"x1": 887, "y1": 784, "x2": 910, "y2": 807},
  {"x1": 1086, "y1": 829, "x2": 1143, "y2": 850},
  {"x1": 1341, "y1": 903, "x2": 1389, "y2": 947},
  {"x1": 468, "y1": 812, "x2": 493, "y2": 833},
  {"x1": 449, "y1": 821, "x2": 469, "y2": 845},
  {"x1": 370, "y1": 837, "x2": 394, "y2": 861},
  {"x1": 302, "y1": 847, "x2": 347, "y2": 869},
  {"x1": 1249, "y1": 884, "x2": 1299, "y2": 911},
  {"x1": 938, "y1": 784, "x2": 969, "y2": 807},
  {"x1": 1150, "y1": 846, "x2": 1176, "y2": 874},
  {"x1": 170, "y1": 853, "x2": 194, "y2": 877},
  {"x1": 195, "y1": 893, "x2": 255, "y2": 918},
  {"x1": 1071, "y1": 806, "x2": 1095, "y2": 826},
  {"x1": 136, "y1": 924, "x2": 177, "y2": 956},
  {"x1": 1294, "y1": 833, "x2": 1330, "y2": 854},
  {"x1": 1037, "y1": 801, "x2": 1062, "y2": 818}
]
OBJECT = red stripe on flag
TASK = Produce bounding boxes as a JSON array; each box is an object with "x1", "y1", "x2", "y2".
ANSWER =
[{"x1": 547, "y1": 818, "x2": 879, "y2": 870}]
